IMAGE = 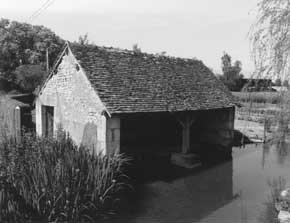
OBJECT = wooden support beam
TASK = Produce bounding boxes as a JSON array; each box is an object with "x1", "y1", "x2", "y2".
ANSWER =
[
  {"x1": 176, "y1": 113, "x2": 196, "y2": 154},
  {"x1": 182, "y1": 122, "x2": 190, "y2": 154}
]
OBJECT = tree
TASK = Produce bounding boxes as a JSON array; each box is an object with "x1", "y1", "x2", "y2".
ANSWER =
[
  {"x1": 220, "y1": 52, "x2": 244, "y2": 91},
  {"x1": 0, "y1": 18, "x2": 64, "y2": 93},
  {"x1": 156, "y1": 51, "x2": 167, "y2": 56},
  {"x1": 78, "y1": 33, "x2": 90, "y2": 45},
  {"x1": 14, "y1": 64, "x2": 47, "y2": 93},
  {"x1": 275, "y1": 78, "x2": 282, "y2": 86},
  {"x1": 283, "y1": 79, "x2": 289, "y2": 88},
  {"x1": 251, "y1": 1, "x2": 290, "y2": 137},
  {"x1": 250, "y1": 0, "x2": 290, "y2": 79},
  {"x1": 132, "y1": 44, "x2": 141, "y2": 53}
]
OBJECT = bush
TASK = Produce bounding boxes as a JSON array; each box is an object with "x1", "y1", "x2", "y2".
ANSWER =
[
  {"x1": 232, "y1": 91, "x2": 281, "y2": 104},
  {"x1": 0, "y1": 132, "x2": 130, "y2": 222}
]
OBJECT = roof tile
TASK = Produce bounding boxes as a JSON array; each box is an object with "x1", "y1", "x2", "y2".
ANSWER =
[{"x1": 70, "y1": 44, "x2": 236, "y2": 114}]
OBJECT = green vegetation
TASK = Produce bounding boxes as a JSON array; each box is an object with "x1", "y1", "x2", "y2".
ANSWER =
[
  {"x1": 232, "y1": 91, "x2": 281, "y2": 104},
  {"x1": 0, "y1": 19, "x2": 96, "y2": 94},
  {"x1": 0, "y1": 131, "x2": 130, "y2": 222},
  {"x1": 251, "y1": 0, "x2": 290, "y2": 80},
  {"x1": 0, "y1": 18, "x2": 65, "y2": 93},
  {"x1": 275, "y1": 79, "x2": 282, "y2": 87},
  {"x1": 283, "y1": 80, "x2": 289, "y2": 88},
  {"x1": 219, "y1": 52, "x2": 244, "y2": 91}
]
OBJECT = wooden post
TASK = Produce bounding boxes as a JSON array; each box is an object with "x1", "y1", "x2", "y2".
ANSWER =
[
  {"x1": 177, "y1": 113, "x2": 196, "y2": 154},
  {"x1": 263, "y1": 116, "x2": 267, "y2": 143},
  {"x1": 46, "y1": 48, "x2": 49, "y2": 73},
  {"x1": 182, "y1": 120, "x2": 191, "y2": 154}
]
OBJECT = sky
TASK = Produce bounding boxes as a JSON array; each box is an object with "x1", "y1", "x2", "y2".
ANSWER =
[{"x1": 0, "y1": 0, "x2": 259, "y2": 75}]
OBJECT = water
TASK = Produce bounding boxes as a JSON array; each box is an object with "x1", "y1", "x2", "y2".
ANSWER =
[{"x1": 110, "y1": 142, "x2": 290, "y2": 223}]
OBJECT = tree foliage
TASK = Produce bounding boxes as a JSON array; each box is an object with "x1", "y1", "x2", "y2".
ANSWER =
[
  {"x1": 219, "y1": 52, "x2": 244, "y2": 91},
  {"x1": 14, "y1": 64, "x2": 47, "y2": 93},
  {"x1": 275, "y1": 78, "x2": 282, "y2": 86},
  {"x1": 283, "y1": 79, "x2": 289, "y2": 87},
  {"x1": 77, "y1": 33, "x2": 90, "y2": 45},
  {"x1": 0, "y1": 18, "x2": 64, "y2": 92},
  {"x1": 132, "y1": 43, "x2": 141, "y2": 53},
  {"x1": 250, "y1": 0, "x2": 290, "y2": 80},
  {"x1": 251, "y1": 0, "x2": 290, "y2": 137}
]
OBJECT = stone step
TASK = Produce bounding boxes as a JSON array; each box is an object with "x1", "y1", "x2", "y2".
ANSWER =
[{"x1": 171, "y1": 153, "x2": 201, "y2": 169}]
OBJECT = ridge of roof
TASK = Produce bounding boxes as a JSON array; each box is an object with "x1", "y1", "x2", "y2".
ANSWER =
[
  {"x1": 69, "y1": 42, "x2": 205, "y2": 65},
  {"x1": 67, "y1": 43, "x2": 236, "y2": 114}
]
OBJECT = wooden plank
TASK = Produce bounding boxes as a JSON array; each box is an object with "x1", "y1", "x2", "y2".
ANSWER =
[{"x1": 176, "y1": 113, "x2": 196, "y2": 154}]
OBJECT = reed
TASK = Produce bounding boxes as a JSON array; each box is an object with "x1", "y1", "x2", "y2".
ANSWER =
[{"x1": 0, "y1": 131, "x2": 130, "y2": 222}]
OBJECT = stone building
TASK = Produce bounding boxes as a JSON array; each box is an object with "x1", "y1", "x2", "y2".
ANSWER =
[
  {"x1": 0, "y1": 94, "x2": 34, "y2": 142},
  {"x1": 35, "y1": 43, "x2": 236, "y2": 160}
]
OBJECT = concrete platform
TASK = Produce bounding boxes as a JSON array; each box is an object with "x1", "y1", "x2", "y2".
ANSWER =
[{"x1": 171, "y1": 153, "x2": 201, "y2": 169}]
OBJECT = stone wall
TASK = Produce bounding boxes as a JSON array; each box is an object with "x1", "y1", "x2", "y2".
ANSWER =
[
  {"x1": 0, "y1": 96, "x2": 24, "y2": 142},
  {"x1": 36, "y1": 49, "x2": 107, "y2": 154}
]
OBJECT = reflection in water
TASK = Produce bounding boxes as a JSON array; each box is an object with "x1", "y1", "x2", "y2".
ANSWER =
[
  {"x1": 108, "y1": 153, "x2": 237, "y2": 223},
  {"x1": 276, "y1": 140, "x2": 289, "y2": 165},
  {"x1": 107, "y1": 143, "x2": 290, "y2": 223},
  {"x1": 258, "y1": 177, "x2": 286, "y2": 223},
  {"x1": 261, "y1": 143, "x2": 270, "y2": 169},
  {"x1": 262, "y1": 140, "x2": 290, "y2": 167},
  {"x1": 180, "y1": 161, "x2": 235, "y2": 221},
  {"x1": 258, "y1": 140, "x2": 290, "y2": 223}
]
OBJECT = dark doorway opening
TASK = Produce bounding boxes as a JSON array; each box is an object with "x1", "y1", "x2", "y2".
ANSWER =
[
  {"x1": 119, "y1": 111, "x2": 233, "y2": 182},
  {"x1": 42, "y1": 105, "x2": 54, "y2": 138},
  {"x1": 120, "y1": 112, "x2": 183, "y2": 181},
  {"x1": 120, "y1": 112, "x2": 182, "y2": 154},
  {"x1": 20, "y1": 107, "x2": 34, "y2": 132}
]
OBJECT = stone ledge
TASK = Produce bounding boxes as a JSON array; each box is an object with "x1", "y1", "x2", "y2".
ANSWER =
[
  {"x1": 278, "y1": 211, "x2": 290, "y2": 223},
  {"x1": 170, "y1": 153, "x2": 201, "y2": 169},
  {"x1": 276, "y1": 188, "x2": 290, "y2": 223}
]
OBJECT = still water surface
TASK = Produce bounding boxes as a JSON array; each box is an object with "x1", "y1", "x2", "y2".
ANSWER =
[{"x1": 112, "y1": 142, "x2": 290, "y2": 223}]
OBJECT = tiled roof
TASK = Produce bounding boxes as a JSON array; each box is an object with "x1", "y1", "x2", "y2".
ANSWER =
[{"x1": 70, "y1": 43, "x2": 236, "y2": 114}]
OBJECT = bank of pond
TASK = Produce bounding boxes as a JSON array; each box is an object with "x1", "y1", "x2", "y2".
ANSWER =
[{"x1": 1, "y1": 131, "x2": 290, "y2": 223}]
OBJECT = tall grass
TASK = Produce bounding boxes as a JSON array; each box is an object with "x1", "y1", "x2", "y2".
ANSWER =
[{"x1": 0, "y1": 131, "x2": 130, "y2": 222}]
